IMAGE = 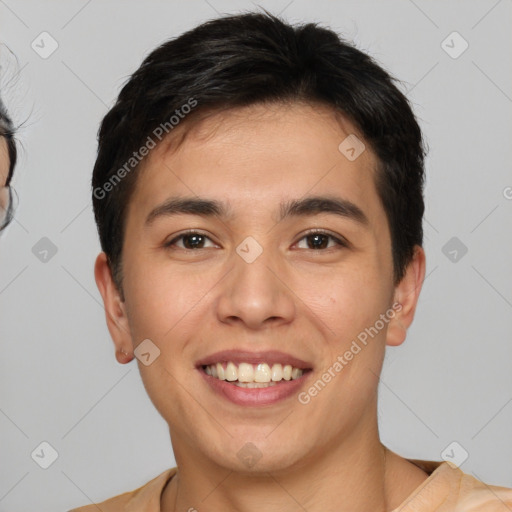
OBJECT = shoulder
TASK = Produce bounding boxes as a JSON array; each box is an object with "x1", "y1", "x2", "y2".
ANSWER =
[
  {"x1": 456, "y1": 469, "x2": 512, "y2": 511},
  {"x1": 400, "y1": 459, "x2": 512, "y2": 511},
  {"x1": 67, "y1": 467, "x2": 177, "y2": 512}
]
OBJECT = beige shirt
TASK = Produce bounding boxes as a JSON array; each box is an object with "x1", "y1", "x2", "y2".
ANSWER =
[{"x1": 69, "y1": 459, "x2": 512, "y2": 511}]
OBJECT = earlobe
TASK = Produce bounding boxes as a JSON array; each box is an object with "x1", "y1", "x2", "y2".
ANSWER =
[
  {"x1": 94, "y1": 252, "x2": 133, "y2": 362},
  {"x1": 386, "y1": 245, "x2": 426, "y2": 347},
  {"x1": 116, "y1": 348, "x2": 135, "y2": 364}
]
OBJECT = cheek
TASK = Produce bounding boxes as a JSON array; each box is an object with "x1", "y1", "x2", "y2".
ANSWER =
[
  {"x1": 292, "y1": 259, "x2": 389, "y2": 340},
  {"x1": 122, "y1": 256, "x2": 218, "y2": 344}
]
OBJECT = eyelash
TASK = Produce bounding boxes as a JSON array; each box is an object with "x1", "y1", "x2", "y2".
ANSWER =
[{"x1": 163, "y1": 229, "x2": 348, "y2": 251}]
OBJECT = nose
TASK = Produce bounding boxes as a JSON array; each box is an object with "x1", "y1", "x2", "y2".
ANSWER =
[{"x1": 215, "y1": 243, "x2": 296, "y2": 331}]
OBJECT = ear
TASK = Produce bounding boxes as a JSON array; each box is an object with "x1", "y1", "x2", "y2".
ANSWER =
[
  {"x1": 94, "y1": 252, "x2": 134, "y2": 364},
  {"x1": 386, "y1": 245, "x2": 426, "y2": 347}
]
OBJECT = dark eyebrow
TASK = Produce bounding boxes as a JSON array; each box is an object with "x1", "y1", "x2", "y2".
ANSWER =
[
  {"x1": 279, "y1": 196, "x2": 369, "y2": 226},
  {"x1": 145, "y1": 195, "x2": 369, "y2": 227},
  {"x1": 145, "y1": 196, "x2": 231, "y2": 226}
]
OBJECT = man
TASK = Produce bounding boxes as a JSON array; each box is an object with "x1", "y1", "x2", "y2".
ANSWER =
[
  {"x1": 71, "y1": 11, "x2": 512, "y2": 512},
  {"x1": 0, "y1": 96, "x2": 16, "y2": 231}
]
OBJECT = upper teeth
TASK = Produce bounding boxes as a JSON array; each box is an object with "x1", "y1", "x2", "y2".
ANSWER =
[{"x1": 204, "y1": 362, "x2": 304, "y2": 383}]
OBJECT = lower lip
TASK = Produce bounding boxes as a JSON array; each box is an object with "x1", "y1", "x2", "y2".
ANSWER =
[{"x1": 199, "y1": 368, "x2": 311, "y2": 406}]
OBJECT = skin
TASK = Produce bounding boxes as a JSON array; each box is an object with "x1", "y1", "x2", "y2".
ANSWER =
[
  {"x1": 0, "y1": 137, "x2": 8, "y2": 187},
  {"x1": 95, "y1": 101, "x2": 428, "y2": 511}
]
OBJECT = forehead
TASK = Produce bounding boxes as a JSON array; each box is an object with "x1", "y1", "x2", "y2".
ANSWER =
[
  {"x1": 0, "y1": 137, "x2": 9, "y2": 186},
  {"x1": 131, "y1": 102, "x2": 383, "y2": 227}
]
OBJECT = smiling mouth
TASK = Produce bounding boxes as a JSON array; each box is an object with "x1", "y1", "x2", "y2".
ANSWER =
[{"x1": 201, "y1": 362, "x2": 312, "y2": 388}]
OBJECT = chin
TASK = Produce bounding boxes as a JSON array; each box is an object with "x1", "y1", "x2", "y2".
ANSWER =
[{"x1": 205, "y1": 432, "x2": 307, "y2": 474}]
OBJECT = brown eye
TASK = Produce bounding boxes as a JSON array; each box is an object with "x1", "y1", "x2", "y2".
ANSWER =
[
  {"x1": 295, "y1": 230, "x2": 347, "y2": 250},
  {"x1": 164, "y1": 231, "x2": 216, "y2": 250}
]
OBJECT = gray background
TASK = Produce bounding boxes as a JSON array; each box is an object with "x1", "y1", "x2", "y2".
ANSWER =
[{"x1": 0, "y1": 0, "x2": 511, "y2": 510}]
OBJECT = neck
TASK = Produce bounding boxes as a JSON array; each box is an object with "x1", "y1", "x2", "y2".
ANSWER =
[{"x1": 161, "y1": 423, "x2": 399, "y2": 512}]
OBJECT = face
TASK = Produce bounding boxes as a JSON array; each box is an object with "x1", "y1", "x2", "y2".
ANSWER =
[
  {"x1": 0, "y1": 137, "x2": 8, "y2": 187},
  {"x1": 0, "y1": 137, "x2": 10, "y2": 230},
  {"x1": 96, "y1": 102, "x2": 425, "y2": 473}
]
